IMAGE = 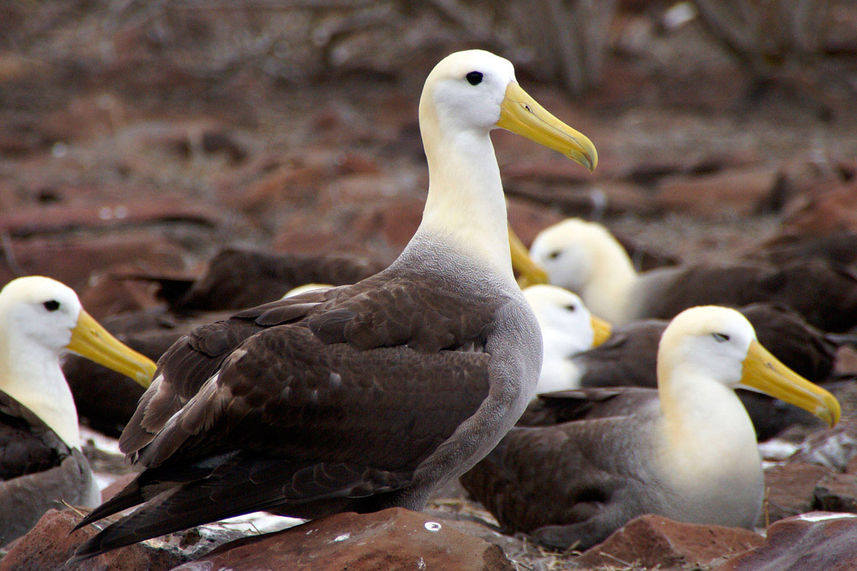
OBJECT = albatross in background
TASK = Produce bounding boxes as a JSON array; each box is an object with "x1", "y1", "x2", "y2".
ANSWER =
[
  {"x1": 529, "y1": 218, "x2": 857, "y2": 332},
  {"x1": 72, "y1": 49, "x2": 597, "y2": 559},
  {"x1": 0, "y1": 276, "x2": 156, "y2": 545},
  {"x1": 461, "y1": 305, "x2": 840, "y2": 551},
  {"x1": 520, "y1": 289, "x2": 841, "y2": 440},
  {"x1": 522, "y1": 285, "x2": 611, "y2": 394}
]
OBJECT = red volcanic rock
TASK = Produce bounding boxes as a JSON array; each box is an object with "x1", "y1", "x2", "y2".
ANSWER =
[
  {"x1": 0, "y1": 509, "x2": 185, "y2": 571},
  {"x1": 176, "y1": 508, "x2": 513, "y2": 571},
  {"x1": 0, "y1": 232, "x2": 188, "y2": 293},
  {"x1": 762, "y1": 462, "x2": 831, "y2": 525},
  {"x1": 781, "y1": 180, "x2": 857, "y2": 236},
  {"x1": 655, "y1": 167, "x2": 779, "y2": 218},
  {"x1": 813, "y1": 471, "x2": 857, "y2": 513},
  {"x1": 574, "y1": 514, "x2": 764, "y2": 569},
  {"x1": 716, "y1": 512, "x2": 857, "y2": 571}
]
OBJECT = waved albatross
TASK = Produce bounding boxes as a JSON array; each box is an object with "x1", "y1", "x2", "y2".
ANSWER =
[
  {"x1": 72, "y1": 49, "x2": 598, "y2": 559},
  {"x1": 522, "y1": 285, "x2": 611, "y2": 394},
  {"x1": 530, "y1": 218, "x2": 857, "y2": 331},
  {"x1": 525, "y1": 295, "x2": 839, "y2": 439},
  {"x1": 0, "y1": 276, "x2": 156, "y2": 545},
  {"x1": 461, "y1": 305, "x2": 840, "y2": 551}
]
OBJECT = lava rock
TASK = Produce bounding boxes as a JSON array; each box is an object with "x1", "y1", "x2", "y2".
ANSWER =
[
  {"x1": 0, "y1": 509, "x2": 186, "y2": 571},
  {"x1": 716, "y1": 512, "x2": 857, "y2": 571},
  {"x1": 574, "y1": 514, "x2": 764, "y2": 569},
  {"x1": 175, "y1": 508, "x2": 513, "y2": 571}
]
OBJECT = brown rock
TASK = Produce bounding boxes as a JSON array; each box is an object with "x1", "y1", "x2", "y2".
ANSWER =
[
  {"x1": 0, "y1": 232, "x2": 188, "y2": 293},
  {"x1": 176, "y1": 508, "x2": 513, "y2": 571},
  {"x1": 0, "y1": 198, "x2": 224, "y2": 238},
  {"x1": 0, "y1": 509, "x2": 185, "y2": 571},
  {"x1": 101, "y1": 473, "x2": 138, "y2": 503},
  {"x1": 813, "y1": 471, "x2": 857, "y2": 513},
  {"x1": 762, "y1": 462, "x2": 831, "y2": 525},
  {"x1": 781, "y1": 180, "x2": 857, "y2": 235},
  {"x1": 78, "y1": 269, "x2": 166, "y2": 320},
  {"x1": 655, "y1": 167, "x2": 779, "y2": 218},
  {"x1": 716, "y1": 512, "x2": 857, "y2": 571},
  {"x1": 574, "y1": 514, "x2": 764, "y2": 569}
]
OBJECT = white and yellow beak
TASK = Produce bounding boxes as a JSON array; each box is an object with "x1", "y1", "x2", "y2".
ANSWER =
[
  {"x1": 591, "y1": 315, "x2": 612, "y2": 347},
  {"x1": 741, "y1": 340, "x2": 840, "y2": 427},
  {"x1": 497, "y1": 82, "x2": 598, "y2": 172},
  {"x1": 66, "y1": 310, "x2": 157, "y2": 388}
]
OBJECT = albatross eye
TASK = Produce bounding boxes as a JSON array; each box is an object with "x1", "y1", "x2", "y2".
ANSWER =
[
  {"x1": 465, "y1": 71, "x2": 483, "y2": 85},
  {"x1": 43, "y1": 300, "x2": 61, "y2": 312},
  {"x1": 712, "y1": 332, "x2": 730, "y2": 343},
  {"x1": 564, "y1": 304, "x2": 577, "y2": 312}
]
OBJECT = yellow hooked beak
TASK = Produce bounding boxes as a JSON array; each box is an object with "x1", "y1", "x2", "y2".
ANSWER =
[
  {"x1": 740, "y1": 340, "x2": 840, "y2": 427},
  {"x1": 510, "y1": 228, "x2": 549, "y2": 288},
  {"x1": 497, "y1": 82, "x2": 598, "y2": 172},
  {"x1": 66, "y1": 310, "x2": 157, "y2": 388},
  {"x1": 591, "y1": 315, "x2": 612, "y2": 346}
]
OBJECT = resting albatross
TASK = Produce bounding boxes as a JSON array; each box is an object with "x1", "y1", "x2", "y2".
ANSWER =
[
  {"x1": 529, "y1": 218, "x2": 857, "y2": 331},
  {"x1": 0, "y1": 276, "x2": 156, "y2": 545},
  {"x1": 72, "y1": 49, "x2": 597, "y2": 558},
  {"x1": 522, "y1": 285, "x2": 611, "y2": 394},
  {"x1": 460, "y1": 305, "x2": 840, "y2": 551}
]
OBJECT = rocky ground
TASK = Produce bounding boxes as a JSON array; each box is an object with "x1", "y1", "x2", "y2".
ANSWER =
[{"x1": 2, "y1": 1, "x2": 857, "y2": 569}]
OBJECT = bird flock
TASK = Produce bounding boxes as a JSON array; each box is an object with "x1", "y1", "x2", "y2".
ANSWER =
[{"x1": 0, "y1": 49, "x2": 849, "y2": 563}]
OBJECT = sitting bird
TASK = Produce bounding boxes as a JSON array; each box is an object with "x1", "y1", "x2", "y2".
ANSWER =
[
  {"x1": 0, "y1": 276, "x2": 156, "y2": 545},
  {"x1": 461, "y1": 305, "x2": 840, "y2": 551}
]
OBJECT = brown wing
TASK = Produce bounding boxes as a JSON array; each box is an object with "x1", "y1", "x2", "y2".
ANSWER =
[
  {"x1": 461, "y1": 408, "x2": 661, "y2": 550},
  {"x1": 173, "y1": 248, "x2": 387, "y2": 311},
  {"x1": 0, "y1": 392, "x2": 69, "y2": 480},
  {"x1": 637, "y1": 260, "x2": 857, "y2": 332},
  {"x1": 518, "y1": 386, "x2": 657, "y2": 426},
  {"x1": 576, "y1": 320, "x2": 666, "y2": 389},
  {"x1": 76, "y1": 266, "x2": 506, "y2": 557}
]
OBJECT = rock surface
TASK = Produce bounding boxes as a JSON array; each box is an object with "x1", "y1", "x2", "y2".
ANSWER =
[
  {"x1": 0, "y1": 509, "x2": 186, "y2": 571},
  {"x1": 715, "y1": 512, "x2": 857, "y2": 571},
  {"x1": 574, "y1": 514, "x2": 764, "y2": 570},
  {"x1": 173, "y1": 508, "x2": 513, "y2": 571}
]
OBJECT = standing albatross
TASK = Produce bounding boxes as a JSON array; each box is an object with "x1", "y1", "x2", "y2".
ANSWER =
[
  {"x1": 72, "y1": 49, "x2": 597, "y2": 558},
  {"x1": 0, "y1": 276, "x2": 156, "y2": 545},
  {"x1": 460, "y1": 305, "x2": 840, "y2": 551}
]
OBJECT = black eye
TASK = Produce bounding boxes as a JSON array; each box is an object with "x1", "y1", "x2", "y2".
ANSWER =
[
  {"x1": 548, "y1": 251, "x2": 561, "y2": 260},
  {"x1": 43, "y1": 300, "x2": 60, "y2": 312},
  {"x1": 564, "y1": 304, "x2": 577, "y2": 312},
  {"x1": 712, "y1": 332, "x2": 730, "y2": 343},
  {"x1": 465, "y1": 71, "x2": 483, "y2": 85}
]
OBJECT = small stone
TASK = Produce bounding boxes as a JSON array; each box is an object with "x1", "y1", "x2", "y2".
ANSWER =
[{"x1": 574, "y1": 514, "x2": 764, "y2": 569}]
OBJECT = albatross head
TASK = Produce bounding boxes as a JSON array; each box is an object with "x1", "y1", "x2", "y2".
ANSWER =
[
  {"x1": 658, "y1": 306, "x2": 840, "y2": 428},
  {"x1": 528, "y1": 219, "x2": 636, "y2": 323},
  {"x1": 414, "y1": 51, "x2": 596, "y2": 278},
  {"x1": 420, "y1": 50, "x2": 597, "y2": 169},
  {"x1": 524, "y1": 285, "x2": 612, "y2": 351},
  {"x1": 0, "y1": 276, "x2": 156, "y2": 389},
  {"x1": 0, "y1": 276, "x2": 156, "y2": 448}
]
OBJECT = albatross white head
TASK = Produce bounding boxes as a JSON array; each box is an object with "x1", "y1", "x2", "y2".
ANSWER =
[
  {"x1": 413, "y1": 50, "x2": 597, "y2": 281},
  {"x1": 0, "y1": 276, "x2": 157, "y2": 448},
  {"x1": 529, "y1": 218, "x2": 637, "y2": 324},
  {"x1": 523, "y1": 285, "x2": 611, "y2": 393}
]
